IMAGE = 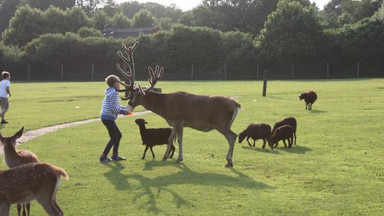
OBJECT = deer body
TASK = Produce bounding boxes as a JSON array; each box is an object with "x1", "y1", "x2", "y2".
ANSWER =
[
  {"x1": 115, "y1": 41, "x2": 240, "y2": 167},
  {"x1": 0, "y1": 162, "x2": 68, "y2": 216},
  {"x1": 1, "y1": 127, "x2": 38, "y2": 216}
]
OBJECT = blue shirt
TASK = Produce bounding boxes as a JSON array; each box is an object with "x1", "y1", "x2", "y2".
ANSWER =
[{"x1": 100, "y1": 87, "x2": 128, "y2": 120}]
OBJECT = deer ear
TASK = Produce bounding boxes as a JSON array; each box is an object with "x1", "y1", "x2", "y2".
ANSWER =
[{"x1": 14, "y1": 127, "x2": 24, "y2": 139}]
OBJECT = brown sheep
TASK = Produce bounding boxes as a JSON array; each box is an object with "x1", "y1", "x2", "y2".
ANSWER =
[
  {"x1": 270, "y1": 125, "x2": 294, "y2": 148},
  {"x1": 238, "y1": 123, "x2": 272, "y2": 149},
  {"x1": 272, "y1": 117, "x2": 297, "y2": 145},
  {"x1": 299, "y1": 90, "x2": 317, "y2": 110}
]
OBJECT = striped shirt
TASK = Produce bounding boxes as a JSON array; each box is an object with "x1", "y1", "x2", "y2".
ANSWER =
[{"x1": 100, "y1": 87, "x2": 129, "y2": 120}]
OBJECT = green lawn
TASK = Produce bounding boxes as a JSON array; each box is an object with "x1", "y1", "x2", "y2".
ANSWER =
[{"x1": 0, "y1": 79, "x2": 383, "y2": 216}]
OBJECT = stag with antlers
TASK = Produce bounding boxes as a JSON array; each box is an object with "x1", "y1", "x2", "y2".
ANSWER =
[{"x1": 116, "y1": 42, "x2": 241, "y2": 167}]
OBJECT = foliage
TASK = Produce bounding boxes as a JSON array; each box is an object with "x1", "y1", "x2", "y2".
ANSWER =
[
  {"x1": 92, "y1": 9, "x2": 112, "y2": 30},
  {"x1": 112, "y1": 12, "x2": 131, "y2": 28},
  {"x1": 257, "y1": 0, "x2": 324, "y2": 63},
  {"x1": 132, "y1": 9, "x2": 157, "y2": 28},
  {"x1": 77, "y1": 27, "x2": 103, "y2": 37},
  {"x1": 19, "y1": 0, "x2": 75, "y2": 10}
]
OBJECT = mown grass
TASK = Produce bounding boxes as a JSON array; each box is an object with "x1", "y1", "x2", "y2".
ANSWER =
[{"x1": 0, "y1": 79, "x2": 383, "y2": 216}]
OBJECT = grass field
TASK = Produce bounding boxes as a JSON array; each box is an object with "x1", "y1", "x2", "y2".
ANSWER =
[{"x1": 0, "y1": 79, "x2": 383, "y2": 216}]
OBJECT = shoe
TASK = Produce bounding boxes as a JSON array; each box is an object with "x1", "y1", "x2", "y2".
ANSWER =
[
  {"x1": 111, "y1": 155, "x2": 126, "y2": 161},
  {"x1": 100, "y1": 155, "x2": 112, "y2": 163},
  {"x1": 1, "y1": 120, "x2": 8, "y2": 124}
]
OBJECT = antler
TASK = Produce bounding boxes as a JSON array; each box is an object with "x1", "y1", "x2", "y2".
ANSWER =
[
  {"x1": 138, "y1": 65, "x2": 164, "y2": 95},
  {"x1": 116, "y1": 41, "x2": 139, "y2": 99}
]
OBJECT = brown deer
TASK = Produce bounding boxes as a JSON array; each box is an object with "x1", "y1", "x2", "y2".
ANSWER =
[
  {"x1": 0, "y1": 162, "x2": 68, "y2": 216},
  {"x1": 0, "y1": 127, "x2": 38, "y2": 216},
  {"x1": 115, "y1": 42, "x2": 241, "y2": 167}
]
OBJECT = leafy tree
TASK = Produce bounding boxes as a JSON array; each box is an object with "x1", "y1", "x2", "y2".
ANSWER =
[
  {"x1": 92, "y1": 10, "x2": 112, "y2": 30},
  {"x1": 77, "y1": 27, "x2": 103, "y2": 37},
  {"x1": 257, "y1": 0, "x2": 324, "y2": 63},
  {"x1": 119, "y1": 1, "x2": 182, "y2": 22},
  {"x1": 19, "y1": 0, "x2": 75, "y2": 10},
  {"x1": 0, "y1": 0, "x2": 22, "y2": 33},
  {"x1": 132, "y1": 9, "x2": 157, "y2": 28},
  {"x1": 112, "y1": 12, "x2": 131, "y2": 28},
  {"x1": 102, "y1": 0, "x2": 119, "y2": 17},
  {"x1": 76, "y1": 0, "x2": 105, "y2": 13},
  {"x1": 64, "y1": 7, "x2": 93, "y2": 32},
  {"x1": 2, "y1": 5, "x2": 45, "y2": 46},
  {"x1": 45, "y1": 6, "x2": 67, "y2": 33}
]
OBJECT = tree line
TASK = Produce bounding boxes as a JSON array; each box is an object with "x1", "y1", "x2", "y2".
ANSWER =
[{"x1": 0, "y1": 0, "x2": 383, "y2": 80}]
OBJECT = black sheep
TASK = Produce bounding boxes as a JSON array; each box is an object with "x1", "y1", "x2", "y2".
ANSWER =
[
  {"x1": 135, "y1": 118, "x2": 175, "y2": 159},
  {"x1": 299, "y1": 90, "x2": 317, "y2": 110},
  {"x1": 270, "y1": 125, "x2": 294, "y2": 148},
  {"x1": 238, "y1": 123, "x2": 272, "y2": 149},
  {"x1": 272, "y1": 117, "x2": 297, "y2": 145}
]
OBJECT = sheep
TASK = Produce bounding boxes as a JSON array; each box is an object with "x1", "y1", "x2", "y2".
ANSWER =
[
  {"x1": 135, "y1": 118, "x2": 175, "y2": 159},
  {"x1": 299, "y1": 90, "x2": 317, "y2": 110},
  {"x1": 272, "y1": 117, "x2": 297, "y2": 145},
  {"x1": 270, "y1": 125, "x2": 294, "y2": 148},
  {"x1": 238, "y1": 123, "x2": 272, "y2": 149}
]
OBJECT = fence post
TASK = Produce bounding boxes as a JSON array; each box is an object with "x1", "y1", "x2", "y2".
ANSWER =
[
  {"x1": 91, "y1": 64, "x2": 94, "y2": 81},
  {"x1": 291, "y1": 63, "x2": 294, "y2": 79},
  {"x1": 61, "y1": 64, "x2": 64, "y2": 81},
  {"x1": 327, "y1": 62, "x2": 330, "y2": 79},
  {"x1": 224, "y1": 63, "x2": 227, "y2": 80},
  {"x1": 28, "y1": 64, "x2": 31, "y2": 81},
  {"x1": 357, "y1": 61, "x2": 360, "y2": 78},
  {"x1": 262, "y1": 70, "x2": 268, "y2": 97},
  {"x1": 191, "y1": 64, "x2": 194, "y2": 80}
]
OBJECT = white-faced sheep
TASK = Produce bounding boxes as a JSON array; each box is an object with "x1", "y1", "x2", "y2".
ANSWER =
[
  {"x1": 135, "y1": 118, "x2": 175, "y2": 159},
  {"x1": 238, "y1": 123, "x2": 272, "y2": 149},
  {"x1": 299, "y1": 90, "x2": 317, "y2": 110},
  {"x1": 270, "y1": 125, "x2": 294, "y2": 148},
  {"x1": 272, "y1": 117, "x2": 297, "y2": 145}
]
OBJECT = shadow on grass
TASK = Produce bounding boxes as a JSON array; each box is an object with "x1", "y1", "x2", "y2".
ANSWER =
[
  {"x1": 274, "y1": 145, "x2": 312, "y2": 154},
  {"x1": 240, "y1": 146, "x2": 280, "y2": 154},
  {"x1": 102, "y1": 161, "x2": 273, "y2": 215},
  {"x1": 309, "y1": 109, "x2": 326, "y2": 114}
]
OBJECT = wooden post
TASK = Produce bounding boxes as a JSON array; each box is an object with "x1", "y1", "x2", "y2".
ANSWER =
[
  {"x1": 262, "y1": 70, "x2": 268, "y2": 97},
  {"x1": 191, "y1": 64, "x2": 194, "y2": 80},
  {"x1": 357, "y1": 61, "x2": 360, "y2": 78},
  {"x1": 327, "y1": 62, "x2": 329, "y2": 79},
  {"x1": 224, "y1": 63, "x2": 227, "y2": 80},
  {"x1": 291, "y1": 63, "x2": 294, "y2": 79},
  {"x1": 28, "y1": 64, "x2": 31, "y2": 81},
  {"x1": 61, "y1": 64, "x2": 64, "y2": 81},
  {"x1": 91, "y1": 64, "x2": 94, "y2": 81}
]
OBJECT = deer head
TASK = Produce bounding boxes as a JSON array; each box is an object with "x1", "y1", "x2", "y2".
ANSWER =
[
  {"x1": 116, "y1": 41, "x2": 164, "y2": 108},
  {"x1": 0, "y1": 127, "x2": 24, "y2": 147}
]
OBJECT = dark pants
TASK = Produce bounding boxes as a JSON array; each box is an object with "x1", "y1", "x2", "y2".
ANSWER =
[{"x1": 101, "y1": 119, "x2": 122, "y2": 156}]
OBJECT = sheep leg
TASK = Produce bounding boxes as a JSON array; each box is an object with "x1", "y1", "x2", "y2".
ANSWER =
[
  {"x1": 309, "y1": 103, "x2": 312, "y2": 110},
  {"x1": 176, "y1": 126, "x2": 184, "y2": 163},
  {"x1": 252, "y1": 139, "x2": 256, "y2": 147},
  {"x1": 169, "y1": 144, "x2": 175, "y2": 158},
  {"x1": 305, "y1": 103, "x2": 308, "y2": 110},
  {"x1": 246, "y1": 137, "x2": 252, "y2": 147},
  {"x1": 262, "y1": 139, "x2": 266, "y2": 149},
  {"x1": 162, "y1": 127, "x2": 177, "y2": 161},
  {"x1": 289, "y1": 137, "x2": 293, "y2": 148},
  {"x1": 142, "y1": 146, "x2": 149, "y2": 159},
  {"x1": 294, "y1": 133, "x2": 297, "y2": 145},
  {"x1": 150, "y1": 146, "x2": 155, "y2": 159},
  {"x1": 283, "y1": 139, "x2": 287, "y2": 147}
]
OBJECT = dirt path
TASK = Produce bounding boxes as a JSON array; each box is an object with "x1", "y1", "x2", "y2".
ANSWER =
[{"x1": 0, "y1": 111, "x2": 152, "y2": 155}]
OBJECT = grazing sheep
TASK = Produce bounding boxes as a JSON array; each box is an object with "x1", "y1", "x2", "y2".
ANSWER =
[
  {"x1": 135, "y1": 118, "x2": 175, "y2": 159},
  {"x1": 238, "y1": 123, "x2": 272, "y2": 149},
  {"x1": 270, "y1": 125, "x2": 294, "y2": 148},
  {"x1": 299, "y1": 90, "x2": 317, "y2": 110},
  {"x1": 272, "y1": 117, "x2": 297, "y2": 145}
]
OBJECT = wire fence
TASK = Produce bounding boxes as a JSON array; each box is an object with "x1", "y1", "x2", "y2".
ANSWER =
[{"x1": 6, "y1": 60, "x2": 384, "y2": 81}]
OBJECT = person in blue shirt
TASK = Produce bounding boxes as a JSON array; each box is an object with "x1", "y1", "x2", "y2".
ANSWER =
[
  {"x1": 100, "y1": 75, "x2": 134, "y2": 162},
  {"x1": 0, "y1": 71, "x2": 11, "y2": 124}
]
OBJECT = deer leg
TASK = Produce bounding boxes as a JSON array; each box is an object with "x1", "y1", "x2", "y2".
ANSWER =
[
  {"x1": 163, "y1": 127, "x2": 177, "y2": 161},
  {"x1": 17, "y1": 204, "x2": 22, "y2": 216},
  {"x1": 35, "y1": 180, "x2": 62, "y2": 216},
  {"x1": 219, "y1": 128, "x2": 237, "y2": 168},
  {"x1": 142, "y1": 146, "x2": 149, "y2": 159},
  {"x1": 26, "y1": 202, "x2": 31, "y2": 216},
  {"x1": 0, "y1": 202, "x2": 10, "y2": 216},
  {"x1": 21, "y1": 203, "x2": 26, "y2": 216},
  {"x1": 150, "y1": 146, "x2": 155, "y2": 159},
  {"x1": 176, "y1": 126, "x2": 184, "y2": 163}
]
